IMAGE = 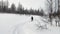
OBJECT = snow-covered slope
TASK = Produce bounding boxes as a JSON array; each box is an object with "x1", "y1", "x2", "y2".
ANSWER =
[
  {"x1": 23, "y1": 16, "x2": 60, "y2": 34},
  {"x1": 0, "y1": 13, "x2": 31, "y2": 34},
  {"x1": 0, "y1": 13, "x2": 60, "y2": 34}
]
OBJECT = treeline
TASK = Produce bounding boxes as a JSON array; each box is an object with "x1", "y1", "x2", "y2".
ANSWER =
[
  {"x1": 0, "y1": 3, "x2": 44, "y2": 16},
  {"x1": 49, "y1": 10, "x2": 60, "y2": 19}
]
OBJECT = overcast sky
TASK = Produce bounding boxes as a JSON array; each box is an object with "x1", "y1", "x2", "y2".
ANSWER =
[{"x1": 0, "y1": 0, "x2": 45, "y2": 10}]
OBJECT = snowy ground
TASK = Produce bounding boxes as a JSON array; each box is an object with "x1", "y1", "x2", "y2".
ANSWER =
[{"x1": 0, "y1": 13, "x2": 60, "y2": 34}]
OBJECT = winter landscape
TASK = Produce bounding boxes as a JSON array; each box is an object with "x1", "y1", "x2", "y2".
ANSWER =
[{"x1": 0, "y1": 0, "x2": 60, "y2": 34}]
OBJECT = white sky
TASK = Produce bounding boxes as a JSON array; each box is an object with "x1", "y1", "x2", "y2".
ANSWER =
[{"x1": 0, "y1": 0, "x2": 46, "y2": 10}]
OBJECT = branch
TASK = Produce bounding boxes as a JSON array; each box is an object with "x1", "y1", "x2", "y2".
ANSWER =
[{"x1": 46, "y1": 0, "x2": 51, "y2": 4}]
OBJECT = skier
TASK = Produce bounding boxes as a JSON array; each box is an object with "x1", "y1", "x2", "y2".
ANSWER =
[{"x1": 31, "y1": 16, "x2": 33, "y2": 21}]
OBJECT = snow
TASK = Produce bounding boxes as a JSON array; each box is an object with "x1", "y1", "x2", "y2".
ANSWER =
[
  {"x1": 0, "y1": 13, "x2": 60, "y2": 34},
  {"x1": 0, "y1": 13, "x2": 30, "y2": 34}
]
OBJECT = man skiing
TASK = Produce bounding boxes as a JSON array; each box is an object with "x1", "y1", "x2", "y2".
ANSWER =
[{"x1": 31, "y1": 16, "x2": 33, "y2": 21}]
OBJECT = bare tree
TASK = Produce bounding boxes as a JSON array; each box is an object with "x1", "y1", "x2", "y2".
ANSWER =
[
  {"x1": 46, "y1": 0, "x2": 53, "y2": 12},
  {"x1": 46, "y1": 0, "x2": 53, "y2": 26}
]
